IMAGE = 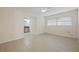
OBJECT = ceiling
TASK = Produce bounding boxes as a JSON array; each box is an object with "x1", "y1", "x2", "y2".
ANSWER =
[
  {"x1": 17, "y1": 7, "x2": 78, "y2": 16},
  {"x1": 17, "y1": 7, "x2": 57, "y2": 15}
]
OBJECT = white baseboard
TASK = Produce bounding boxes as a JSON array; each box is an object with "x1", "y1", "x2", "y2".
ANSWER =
[
  {"x1": 45, "y1": 32, "x2": 77, "y2": 39},
  {"x1": 0, "y1": 35, "x2": 24, "y2": 44}
]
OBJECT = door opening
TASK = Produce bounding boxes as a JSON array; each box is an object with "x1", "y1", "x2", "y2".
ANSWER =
[{"x1": 24, "y1": 16, "x2": 31, "y2": 33}]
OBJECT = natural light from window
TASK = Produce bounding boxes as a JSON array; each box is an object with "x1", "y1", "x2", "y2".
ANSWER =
[
  {"x1": 47, "y1": 17, "x2": 72, "y2": 26},
  {"x1": 24, "y1": 19, "x2": 31, "y2": 26}
]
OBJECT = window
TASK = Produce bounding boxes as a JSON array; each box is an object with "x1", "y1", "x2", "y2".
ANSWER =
[
  {"x1": 57, "y1": 17, "x2": 72, "y2": 26},
  {"x1": 47, "y1": 17, "x2": 72, "y2": 26},
  {"x1": 24, "y1": 19, "x2": 31, "y2": 26}
]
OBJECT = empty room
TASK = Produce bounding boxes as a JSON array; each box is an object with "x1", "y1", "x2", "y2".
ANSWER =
[{"x1": 0, "y1": 7, "x2": 79, "y2": 52}]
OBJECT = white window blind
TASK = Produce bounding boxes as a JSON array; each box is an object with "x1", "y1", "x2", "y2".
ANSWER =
[
  {"x1": 57, "y1": 17, "x2": 72, "y2": 26},
  {"x1": 47, "y1": 17, "x2": 72, "y2": 26}
]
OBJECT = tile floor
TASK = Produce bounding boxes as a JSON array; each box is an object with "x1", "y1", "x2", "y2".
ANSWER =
[{"x1": 0, "y1": 33, "x2": 79, "y2": 52}]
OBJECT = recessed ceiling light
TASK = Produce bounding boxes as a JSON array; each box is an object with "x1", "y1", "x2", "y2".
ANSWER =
[
  {"x1": 41, "y1": 7, "x2": 48, "y2": 12},
  {"x1": 41, "y1": 9, "x2": 47, "y2": 12},
  {"x1": 41, "y1": 7, "x2": 51, "y2": 12}
]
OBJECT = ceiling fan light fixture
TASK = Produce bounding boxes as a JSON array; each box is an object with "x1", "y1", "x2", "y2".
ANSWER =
[
  {"x1": 41, "y1": 9, "x2": 47, "y2": 12},
  {"x1": 41, "y1": 7, "x2": 48, "y2": 12}
]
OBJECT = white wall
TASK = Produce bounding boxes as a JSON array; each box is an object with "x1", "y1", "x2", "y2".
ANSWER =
[
  {"x1": 0, "y1": 8, "x2": 24, "y2": 43},
  {"x1": 45, "y1": 10, "x2": 78, "y2": 38},
  {"x1": 14, "y1": 10, "x2": 24, "y2": 40},
  {"x1": 30, "y1": 16, "x2": 37, "y2": 34},
  {"x1": 0, "y1": 8, "x2": 15, "y2": 43},
  {"x1": 36, "y1": 16, "x2": 45, "y2": 34},
  {"x1": 78, "y1": 8, "x2": 79, "y2": 40}
]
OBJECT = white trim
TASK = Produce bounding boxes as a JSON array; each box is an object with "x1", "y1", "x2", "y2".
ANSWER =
[
  {"x1": 0, "y1": 37, "x2": 24, "y2": 44},
  {"x1": 45, "y1": 32, "x2": 77, "y2": 39},
  {"x1": 0, "y1": 35, "x2": 24, "y2": 44}
]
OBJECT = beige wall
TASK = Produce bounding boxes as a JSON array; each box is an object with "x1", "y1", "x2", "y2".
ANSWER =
[
  {"x1": 78, "y1": 8, "x2": 79, "y2": 40},
  {"x1": 0, "y1": 8, "x2": 15, "y2": 43},
  {"x1": 30, "y1": 16, "x2": 37, "y2": 34},
  {"x1": 14, "y1": 10, "x2": 24, "y2": 40},
  {"x1": 45, "y1": 10, "x2": 78, "y2": 38},
  {"x1": 0, "y1": 8, "x2": 24, "y2": 43}
]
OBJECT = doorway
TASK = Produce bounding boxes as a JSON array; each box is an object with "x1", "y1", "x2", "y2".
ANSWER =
[{"x1": 24, "y1": 16, "x2": 32, "y2": 33}]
